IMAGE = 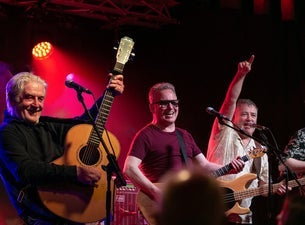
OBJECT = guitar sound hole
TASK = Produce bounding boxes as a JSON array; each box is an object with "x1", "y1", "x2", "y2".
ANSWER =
[{"x1": 79, "y1": 145, "x2": 101, "y2": 166}]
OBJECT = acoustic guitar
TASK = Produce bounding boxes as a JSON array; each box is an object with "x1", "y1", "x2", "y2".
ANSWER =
[
  {"x1": 37, "y1": 36, "x2": 135, "y2": 223},
  {"x1": 137, "y1": 148, "x2": 265, "y2": 225}
]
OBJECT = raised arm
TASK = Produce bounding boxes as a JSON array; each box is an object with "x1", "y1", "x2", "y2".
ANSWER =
[
  {"x1": 220, "y1": 54, "x2": 255, "y2": 119},
  {"x1": 207, "y1": 55, "x2": 255, "y2": 161}
]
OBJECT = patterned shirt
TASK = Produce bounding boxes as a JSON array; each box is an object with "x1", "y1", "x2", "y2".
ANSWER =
[{"x1": 283, "y1": 128, "x2": 305, "y2": 161}]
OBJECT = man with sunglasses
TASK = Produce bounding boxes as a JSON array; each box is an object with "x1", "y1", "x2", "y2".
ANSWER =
[{"x1": 123, "y1": 82, "x2": 245, "y2": 225}]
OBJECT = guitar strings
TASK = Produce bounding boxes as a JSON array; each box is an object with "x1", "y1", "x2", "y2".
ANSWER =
[{"x1": 83, "y1": 142, "x2": 98, "y2": 164}]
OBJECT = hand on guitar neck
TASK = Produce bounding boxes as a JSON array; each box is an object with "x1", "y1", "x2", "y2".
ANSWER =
[
  {"x1": 106, "y1": 73, "x2": 124, "y2": 96},
  {"x1": 211, "y1": 148, "x2": 266, "y2": 178}
]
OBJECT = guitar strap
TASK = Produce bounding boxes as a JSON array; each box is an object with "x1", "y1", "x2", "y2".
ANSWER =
[
  {"x1": 252, "y1": 130, "x2": 271, "y2": 180},
  {"x1": 175, "y1": 129, "x2": 189, "y2": 166},
  {"x1": 252, "y1": 158, "x2": 261, "y2": 179},
  {"x1": 252, "y1": 142, "x2": 262, "y2": 179}
]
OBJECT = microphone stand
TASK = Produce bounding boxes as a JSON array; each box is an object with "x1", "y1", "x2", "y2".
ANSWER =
[
  {"x1": 256, "y1": 130, "x2": 273, "y2": 224},
  {"x1": 76, "y1": 90, "x2": 126, "y2": 225},
  {"x1": 217, "y1": 117, "x2": 303, "y2": 225}
]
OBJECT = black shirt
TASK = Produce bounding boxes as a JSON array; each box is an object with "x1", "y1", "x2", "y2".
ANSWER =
[{"x1": 0, "y1": 96, "x2": 103, "y2": 223}]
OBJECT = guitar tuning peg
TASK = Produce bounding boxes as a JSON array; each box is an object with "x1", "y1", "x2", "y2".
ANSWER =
[
  {"x1": 113, "y1": 39, "x2": 121, "y2": 51},
  {"x1": 128, "y1": 52, "x2": 135, "y2": 62}
]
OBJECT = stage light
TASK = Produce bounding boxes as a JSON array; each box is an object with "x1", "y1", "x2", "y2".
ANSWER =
[
  {"x1": 254, "y1": 0, "x2": 268, "y2": 14},
  {"x1": 281, "y1": 0, "x2": 294, "y2": 20},
  {"x1": 32, "y1": 41, "x2": 53, "y2": 59}
]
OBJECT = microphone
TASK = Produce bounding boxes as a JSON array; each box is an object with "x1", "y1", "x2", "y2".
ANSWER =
[
  {"x1": 65, "y1": 80, "x2": 92, "y2": 94},
  {"x1": 205, "y1": 107, "x2": 230, "y2": 121},
  {"x1": 249, "y1": 123, "x2": 269, "y2": 131}
]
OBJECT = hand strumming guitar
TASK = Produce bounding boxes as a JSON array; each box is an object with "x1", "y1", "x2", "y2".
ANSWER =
[{"x1": 76, "y1": 166, "x2": 102, "y2": 187}]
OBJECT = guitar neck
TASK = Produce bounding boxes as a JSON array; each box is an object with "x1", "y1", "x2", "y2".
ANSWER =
[
  {"x1": 88, "y1": 73, "x2": 123, "y2": 145},
  {"x1": 233, "y1": 177, "x2": 305, "y2": 201},
  {"x1": 87, "y1": 36, "x2": 134, "y2": 146},
  {"x1": 96, "y1": 61, "x2": 126, "y2": 127},
  {"x1": 212, "y1": 155, "x2": 250, "y2": 178},
  {"x1": 113, "y1": 62, "x2": 124, "y2": 74}
]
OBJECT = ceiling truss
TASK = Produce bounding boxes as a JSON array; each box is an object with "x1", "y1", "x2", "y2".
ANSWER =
[{"x1": 0, "y1": 0, "x2": 181, "y2": 29}]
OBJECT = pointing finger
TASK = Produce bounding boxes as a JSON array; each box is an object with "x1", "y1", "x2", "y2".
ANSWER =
[{"x1": 248, "y1": 54, "x2": 255, "y2": 65}]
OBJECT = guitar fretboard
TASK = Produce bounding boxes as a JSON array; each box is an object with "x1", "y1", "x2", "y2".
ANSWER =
[
  {"x1": 211, "y1": 155, "x2": 250, "y2": 178},
  {"x1": 231, "y1": 177, "x2": 305, "y2": 202},
  {"x1": 88, "y1": 90, "x2": 115, "y2": 146}
]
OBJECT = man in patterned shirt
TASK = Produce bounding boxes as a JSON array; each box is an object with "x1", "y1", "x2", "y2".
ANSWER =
[{"x1": 279, "y1": 128, "x2": 305, "y2": 181}]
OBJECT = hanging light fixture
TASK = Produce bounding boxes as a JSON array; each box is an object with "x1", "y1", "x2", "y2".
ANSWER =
[{"x1": 32, "y1": 41, "x2": 53, "y2": 59}]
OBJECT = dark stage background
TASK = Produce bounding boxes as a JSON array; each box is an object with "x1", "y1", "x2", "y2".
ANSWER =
[{"x1": 0, "y1": 1, "x2": 305, "y2": 224}]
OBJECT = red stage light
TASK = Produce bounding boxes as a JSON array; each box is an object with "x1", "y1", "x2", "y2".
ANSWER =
[{"x1": 281, "y1": 0, "x2": 294, "y2": 20}]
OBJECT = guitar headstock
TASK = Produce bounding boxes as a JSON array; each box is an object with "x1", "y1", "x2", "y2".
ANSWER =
[
  {"x1": 248, "y1": 147, "x2": 267, "y2": 159},
  {"x1": 116, "y1": 36, "x2": 135, "y2": 65}
]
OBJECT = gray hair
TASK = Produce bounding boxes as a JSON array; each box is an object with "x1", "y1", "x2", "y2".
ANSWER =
[
  {"x1": 148, "y1": 82, "x2": 176, "y2": 104},
  {"x1": 236, "y1": 98, "x2": 258, "y2": 110},
  {"x1": 6, "y1": 72, "x2": 47, "y2": 115}
]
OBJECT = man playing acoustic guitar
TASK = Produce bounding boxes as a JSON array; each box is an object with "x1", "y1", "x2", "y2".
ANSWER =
[
  {"x1": 123, "y1": 82, "x2": 245, "y2": 225},
  {"x1": 0, "y1": 71, "x2": 124, "y2": 225}
]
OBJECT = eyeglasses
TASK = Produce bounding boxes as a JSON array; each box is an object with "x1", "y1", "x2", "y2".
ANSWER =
[{"x1": 153, "y1": 100, "x2": 179, "y2": 108}]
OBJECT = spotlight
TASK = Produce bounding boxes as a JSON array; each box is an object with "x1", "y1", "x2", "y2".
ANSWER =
[{"x1": 32, "y1": 41, "x2": 53, "y2": 59}]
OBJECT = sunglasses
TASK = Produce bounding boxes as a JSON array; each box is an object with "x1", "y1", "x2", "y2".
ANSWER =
[{"x1": 152, "y1": 100, "x2": 179, "y2": 108}]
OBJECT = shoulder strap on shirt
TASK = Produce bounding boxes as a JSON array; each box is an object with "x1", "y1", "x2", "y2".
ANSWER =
[{"x1": 175, "y1": 129, "x2": 189, "y2": 166}]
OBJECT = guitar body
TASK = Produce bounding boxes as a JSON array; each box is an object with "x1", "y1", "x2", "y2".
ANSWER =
[
  {"x1": 136, "y1": 155, "x2": 265, "y2": 223},
  {"x1": 217, "y1": 173, "x2": 257, "y2": 215},
  {"x1": 219, "y1": 173, "x2": 305, "y2": 217},
  {"x1": 138, "y1": 171, "x2": 305, "y2": 222},
  {"x1": 38, "y1": 124, "x2": 120, "y2": 223},
  {"x1": 136, "y1": 183, "x2": 162, "y2": 225},
  {"x1": 137, "y1": 174, "x2": 259, "y2": 222}
]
